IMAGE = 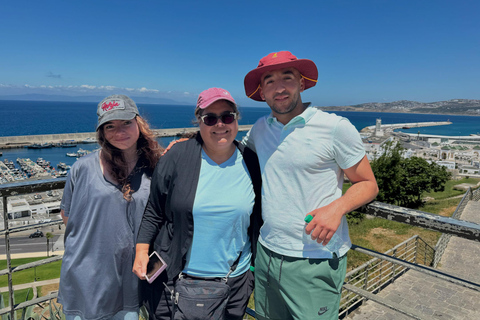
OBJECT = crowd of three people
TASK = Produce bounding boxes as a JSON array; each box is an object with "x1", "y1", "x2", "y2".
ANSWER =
[{"x1": 58, "y1": 51, "x2": 378, "y2": 320}]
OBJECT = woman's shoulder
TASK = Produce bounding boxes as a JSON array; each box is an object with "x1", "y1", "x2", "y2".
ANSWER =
[{"x1": 70, "y1": 150, "x2": 99, "y2": 172}]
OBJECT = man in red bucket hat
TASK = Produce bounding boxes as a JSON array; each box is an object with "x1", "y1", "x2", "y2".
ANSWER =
[{"x1": 242, "y1": 51, "x2": 378, "y2": 319}]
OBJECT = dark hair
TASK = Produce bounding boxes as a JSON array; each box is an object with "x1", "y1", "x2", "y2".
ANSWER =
[{"x1": 97, "y1": 115, "x2": 163, "y2": 200}]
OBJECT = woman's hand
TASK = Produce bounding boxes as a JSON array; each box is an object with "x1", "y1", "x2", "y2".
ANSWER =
[{"x1": 132, "y1": 243, "x2": 150, "y2": 280}]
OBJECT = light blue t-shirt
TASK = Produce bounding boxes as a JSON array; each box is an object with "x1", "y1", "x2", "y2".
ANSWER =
[
  {"x1": 243, "y1": 107, "x2": 365, "y2": 259},
  {"x1": 182, "y1": 148, "x2": 255, "y2": 277}
]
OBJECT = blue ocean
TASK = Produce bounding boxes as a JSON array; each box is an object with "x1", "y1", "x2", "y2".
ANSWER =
[{"x1": 1, "y1": 100, "x2": 479, "y2": 169}]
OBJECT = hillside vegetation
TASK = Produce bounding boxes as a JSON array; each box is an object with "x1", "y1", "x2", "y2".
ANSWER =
[{"x1": 318, "y1": 99, "x2": 480, "y2": 116}]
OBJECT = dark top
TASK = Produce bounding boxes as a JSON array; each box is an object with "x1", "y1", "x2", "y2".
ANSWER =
[{"x1": 137, "y1": 134, "x2": 263, "y2": 280}]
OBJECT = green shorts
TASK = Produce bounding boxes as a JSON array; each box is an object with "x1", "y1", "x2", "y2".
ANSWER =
[{"x1": 254, "y1": 243, "x2": 347, "y2": 320}]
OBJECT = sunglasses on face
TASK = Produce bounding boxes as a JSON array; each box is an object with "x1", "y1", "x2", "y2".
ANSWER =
[{"x1": 199, "y1": 112, "x2": 237, "y2": 126}]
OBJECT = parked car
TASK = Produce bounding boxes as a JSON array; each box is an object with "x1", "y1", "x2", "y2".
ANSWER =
[
  {"x1": 34, "y1": 194, "x2": 42, "y2": 200},
  {"x1": 29, "y1": 230, "x2": 44, "y2": 238}
]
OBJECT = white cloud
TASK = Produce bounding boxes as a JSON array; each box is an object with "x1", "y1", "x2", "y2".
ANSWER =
[
  {"x1": 80, "y1": 85, "x2": 96, "y2": 90},
  {"x1": 0, "y1": 84, "x2": 193, "y2": 103},
  {"x1": 138, "y1": 87, "x2": 159, "y2": 93},
  {"x1": 98, "y1": 85, "x2": 116, "y2": 91}
]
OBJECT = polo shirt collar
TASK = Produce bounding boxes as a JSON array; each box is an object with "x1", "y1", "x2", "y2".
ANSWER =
[{"x1": 267, "y1": 102, "x2": 315, "y2": 126}]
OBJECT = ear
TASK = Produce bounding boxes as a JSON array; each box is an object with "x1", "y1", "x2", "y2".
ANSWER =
[
  {"x1": 259, "y1": 87, "x2": 266, "y2": 101},
  {"x1": 299, "y1": 77, "x2": 305, "y2": 92}
]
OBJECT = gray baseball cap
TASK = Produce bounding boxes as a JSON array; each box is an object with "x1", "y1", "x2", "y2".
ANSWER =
[{"x1": 96, "y1": 95, "x2": 139, "y2": 130}]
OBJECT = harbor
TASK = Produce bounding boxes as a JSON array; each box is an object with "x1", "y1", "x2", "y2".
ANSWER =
[
  {"x1": 0, "y1": 125, "x2": 253, "y2": 150},
  {"x1": 0, "y1": 151, "x2": 89, "y2": 184},
  {"x1": 360, "y1": 120, "x2": 452, "y2": 133}
]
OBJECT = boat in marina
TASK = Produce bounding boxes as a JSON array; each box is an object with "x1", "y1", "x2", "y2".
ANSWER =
[
  {"x1": 3, "y1": 159, "x2": 15, "y2": 170},
  {"x1": 57, "y1": 162, "x2": 71, "y2": 170},
  {"x1": 57, "y1": 170, "x2": 68, "y2": 177},
  {"x1": 59, "y1": 142, "x2": 77, "y2": 148},
  {"x1": 27, "y1": 143, "x2": 53, "y2": 149},
  {"x1": 83, "y1": 137, "x2": 97, "y2": 143},
  {"x1": 77, "y1": 148, "x2": 89, "y2": 157},
  {"x1": 36, "y1": 158, "x2": 51, "y2": 168},
  {"x1": 66, "y1": 148, "x2": 90, "y2": 158}
]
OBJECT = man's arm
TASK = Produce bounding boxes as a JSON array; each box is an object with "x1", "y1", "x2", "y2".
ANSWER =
[
  {"x1": 305, "y1": 155, "x2": 378, "y2": 245},
  {"x1": 240, "y1": 128, "x2": 256, "y2": 151},
  {"x1": 60, "y1": 209, "x2": 68, "y2": 225}
]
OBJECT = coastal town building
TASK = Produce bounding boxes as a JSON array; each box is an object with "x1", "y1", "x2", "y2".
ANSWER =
[{"x1": 360, "y1": 118, "x2": 480, "y2": 179}]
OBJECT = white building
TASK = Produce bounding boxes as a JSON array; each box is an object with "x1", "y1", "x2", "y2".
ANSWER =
[
  {"x1": 435, "y1": 161, "x2": 456, "y2": 170},
  {"x1": 458, "y1": 165, "x2": 480, "y2": 175},
  {"x1": 5, "y1": 198, "x2": 32, "y2": 219}
]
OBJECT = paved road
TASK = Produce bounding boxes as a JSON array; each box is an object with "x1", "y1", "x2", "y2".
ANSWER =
[
  {"x1": 346, "y1": 199, "x2": 480, "y2": 319},
  {"x1": 0, "y1": 227, "x2": 65, "y2": 259},
  {"x1": 0, "y1": 235, "x2": 61, "y2": 255}
]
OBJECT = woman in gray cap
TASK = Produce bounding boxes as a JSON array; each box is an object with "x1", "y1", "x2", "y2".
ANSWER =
[{"x1": 58, "y1": 95, "x2": 163, "y2": 320}]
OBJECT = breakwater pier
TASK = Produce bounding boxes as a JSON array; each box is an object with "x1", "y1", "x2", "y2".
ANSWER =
[
  {"x1": 0, "y1": 125, "x2": 253, "y2": 149},
  {"x1": 360, "y1": 121, "x2": 452, "y2": 133}
]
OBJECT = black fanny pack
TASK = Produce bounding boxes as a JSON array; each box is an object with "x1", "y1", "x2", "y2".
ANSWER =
[{"x1": 170, "y1": 253, "x2": 242, "y2": 320}]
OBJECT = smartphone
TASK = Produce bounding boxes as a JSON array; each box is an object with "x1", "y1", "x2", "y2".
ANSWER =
[{"x1": 145, "y1": 251, "x2": 167, "y2": 284}]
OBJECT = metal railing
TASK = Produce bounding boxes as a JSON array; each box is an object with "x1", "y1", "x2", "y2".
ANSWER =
[
  {"x1": 0, "y1": 178, "x2": 65, "y2": 319},
  {"x1": 433, "y1": 187, "x2": 474, "y2": 267},
  {"x1": 1, "y1": 179, "x2": 480, "y2": 319},
  {"x1": 339, "y1": 235, "x2": 434, "y2": 318}
]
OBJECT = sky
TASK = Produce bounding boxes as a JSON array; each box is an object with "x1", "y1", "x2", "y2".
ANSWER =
[{"x1": 0, "y1": 0, "x2": 479, "y2": 108}]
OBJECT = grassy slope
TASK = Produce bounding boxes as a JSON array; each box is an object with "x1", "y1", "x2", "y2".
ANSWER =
[
  {"x1": 0, "y1": 258, "x2": 62, "y2": 287},
  {"x1": 346, "y1": 177, "x2": 479, "y2": 269}
]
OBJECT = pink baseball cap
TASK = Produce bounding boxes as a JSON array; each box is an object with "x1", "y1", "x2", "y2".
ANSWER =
[
  {"x1": 244, "y1": 51, "x2": 318, "y2": 101},
  {"x1": 196, "y1": 87, "x2": 237, "y2": 111}
]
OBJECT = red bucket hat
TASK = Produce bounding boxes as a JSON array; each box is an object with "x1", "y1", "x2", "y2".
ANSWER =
[{"x1": 244, "y1": 51, "x2": 318, "y2": 101}]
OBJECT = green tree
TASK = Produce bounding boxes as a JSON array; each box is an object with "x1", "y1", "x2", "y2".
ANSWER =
[
  {"x1": 370, "y1": 141, "x2": 404, "y2": 205},
  {"x1": 371, "y1": 141, "x2": 451, "y2": 208},
  {"x1": 46, "y1": 232, "x2": 54, "y2": 257}
]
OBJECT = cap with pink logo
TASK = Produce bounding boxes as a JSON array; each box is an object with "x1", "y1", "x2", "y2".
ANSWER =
[
  {"x1": 96, "y1": 95, "x2": 139, "y2": 130},
  {"x1": 196, "y1": 88, "x2": 237, "y2": 111}
]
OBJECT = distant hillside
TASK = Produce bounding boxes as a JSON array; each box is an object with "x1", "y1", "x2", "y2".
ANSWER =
[{"x1": 318, "y1": 99, "x2": 480, "y2": 116}]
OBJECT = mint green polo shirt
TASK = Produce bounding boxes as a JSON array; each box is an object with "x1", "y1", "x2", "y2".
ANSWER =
[{"x1": 242, "y1": 106, "x2": 365, "y2": 259}]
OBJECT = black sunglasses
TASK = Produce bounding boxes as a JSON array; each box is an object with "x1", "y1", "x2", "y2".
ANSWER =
[{"x1": 200, "y1": 112, "x2": 237, "y2": 126}]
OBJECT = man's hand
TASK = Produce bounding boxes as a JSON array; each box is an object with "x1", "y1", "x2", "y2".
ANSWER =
[
  {"x1": 132, "y1": 244, "x2": 150, "y2": 280},
  {"x1": 304, "y1": 202, "x2": 342, "y2": 246},
  {"x1": 162, "y1": 138, "x2": 188, "y2": 156},
  {"x1": 305, "y1": 155, "x2": 378, "y2": 246}
]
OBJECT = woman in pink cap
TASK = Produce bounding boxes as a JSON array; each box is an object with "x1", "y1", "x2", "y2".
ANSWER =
[{"x1": 133, "y1": 88, "x2": 262, "y2": 320}]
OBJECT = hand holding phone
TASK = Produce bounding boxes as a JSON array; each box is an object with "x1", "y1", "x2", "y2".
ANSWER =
[{"x1": 145, "y1": 251, "x2": 167, "y2": 284}]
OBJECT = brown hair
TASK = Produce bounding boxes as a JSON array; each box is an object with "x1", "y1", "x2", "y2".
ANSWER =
[{"x1": 97, "y1": 115, "x2": 163, "y2": 200}]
